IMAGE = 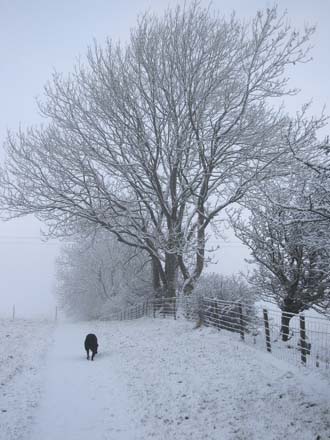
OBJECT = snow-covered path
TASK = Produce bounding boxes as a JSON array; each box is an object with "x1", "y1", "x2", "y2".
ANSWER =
[
  {"x1": 30, "y1": 322, "x2": 140, "y2": 440},
  {"x1": 26, "y1": 318, "x2": 330, "y2": 440}
]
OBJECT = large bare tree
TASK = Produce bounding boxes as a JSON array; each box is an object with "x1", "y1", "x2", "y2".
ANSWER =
[{"x1": 0, "y1": 3, "x2": 315, "y2": 297}]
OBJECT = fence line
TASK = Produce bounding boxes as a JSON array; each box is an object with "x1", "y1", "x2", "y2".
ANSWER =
[
  {"x1": 107, "y1": 296, "x2": 330, "y2": 374},
  {"x1": 0, "y1": 304, "x2": 59, "y2": 321},
  {"x1": 4, "y1": 298, "x2": 330, "y2": 374}
]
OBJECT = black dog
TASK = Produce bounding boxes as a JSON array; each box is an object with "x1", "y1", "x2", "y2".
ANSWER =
[{"x1": 84, "y1": 334, "x2": 98, "y2": 361}]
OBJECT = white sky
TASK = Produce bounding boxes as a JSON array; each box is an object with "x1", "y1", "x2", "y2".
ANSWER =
[{"x1": 0, "y1": 0, "x2": 329, "y2": 317}]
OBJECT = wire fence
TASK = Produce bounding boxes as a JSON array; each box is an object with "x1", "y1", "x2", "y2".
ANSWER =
[
  {"x1": 0, "y1": 305, "x2": 59, "y2": 321},
  {"x1": 4, "y1": 297, "x2": 329, "y2": 375},
  {"x1": 106, "y1": 296, "x2": 330, "y2": 375}
]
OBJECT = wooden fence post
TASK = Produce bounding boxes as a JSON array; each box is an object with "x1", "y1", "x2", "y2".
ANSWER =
[
  {"x1": 12, "y1": 304, "x2": 15, "y2": 321},
  {"x1": 299, "y1": 315, "x2": 307, "y2": 365},
  {"x1": 238, "y1": 303, "x2": 244, "y2": 341},
  {"x1": 263, "y1": 309, "x2": 272, "y2": 353},
  {"x1": 162, "y1": 296, "x2": 165, "y2": 318},
  {"x1": 214, "y1": 300, "x2": 220, "y2": 330},
  {"x1": 199, "y1": 297, "x2": 205, "y2": 326}
]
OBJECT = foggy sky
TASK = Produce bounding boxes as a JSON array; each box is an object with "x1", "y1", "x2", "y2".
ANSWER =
[{"x1": 0, "y1": 0, "x2": 329, "y2": 317}]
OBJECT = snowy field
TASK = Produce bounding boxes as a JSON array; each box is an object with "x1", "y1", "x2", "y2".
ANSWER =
[{"x1": 1, "y1": 318, "x2": 330, "y2": 440}]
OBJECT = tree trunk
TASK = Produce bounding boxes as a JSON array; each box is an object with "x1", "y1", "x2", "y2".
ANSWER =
[
  {"x1": 280, "y1": 297, "x2": 303, "y2": 341},
  {"x1": 280, "y1": 311, "x2": 294, "y2": 342},
  {"x1": 181, "y1": 209, "x2": 206, "y2": 296},
  {"x1": 151, "y1": 256, "x2": 161, "y2": 293},
  {"x1": 165, "y1": 252, "x2": 177, "y2": 298},
  {"x1": 183, "y1": 279, "x2": 194, "y2": 295}
]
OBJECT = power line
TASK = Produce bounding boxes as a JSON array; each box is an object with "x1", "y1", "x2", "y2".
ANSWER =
[
  {"x1": 0, "y1": 235, "x2": 248, "y2": 248},
  {"x1": 0, "y1": 234, "x2": 56, "y2": 239}
]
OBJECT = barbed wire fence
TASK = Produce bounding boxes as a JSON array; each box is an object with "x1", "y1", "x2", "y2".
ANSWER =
[{"x1": 106, "y1": 296, "x2": 330, "y2": 374}]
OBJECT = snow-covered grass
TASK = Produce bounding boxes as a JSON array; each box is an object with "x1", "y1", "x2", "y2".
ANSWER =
[
  {"x1": 1, "y1": 317, "x2": 330, "y2": 439},
  {"x1": 0, "y1": 319, "x2": 55, "y2": 440}
]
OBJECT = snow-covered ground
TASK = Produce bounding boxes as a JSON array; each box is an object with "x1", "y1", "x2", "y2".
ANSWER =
[
  {"x1": 0, "y1": 319, "x2": 54, "y2": 440},
  {"x1": 1, "y1": 317, "x2": 330, "y2": 440}
]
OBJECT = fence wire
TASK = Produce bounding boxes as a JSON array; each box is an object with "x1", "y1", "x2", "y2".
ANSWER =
[{"x1": 107, "y1": 296, "x2": 330, "y2": 375}]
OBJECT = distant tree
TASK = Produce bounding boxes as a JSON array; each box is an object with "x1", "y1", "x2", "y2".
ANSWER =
[
  {"x1": 192, "y1": 272, "x2": 256, "y2": 332},
  {"x1": 56, "y1": 231, "x2": 151, "y2": 319},
  {"x1": 0, "y1": 3, "x2": 316, "y2": 297},
  {"x1": 194, "y1": 272, "x2": 254, "y2": 304},
  {"x1": 230, "y1": 178, "x2": 330, "y2": 341}
]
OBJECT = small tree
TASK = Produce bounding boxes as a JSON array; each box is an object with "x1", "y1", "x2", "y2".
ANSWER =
[
  {"x1": 230, "y1": 182, "x2": 330, "y2": 341},
  {"x1": 190, "y1": 272, "x2": 256, "y2": 332},
  {"x1": 194, "y1": 272, "x2": 254, "y2": 304}
]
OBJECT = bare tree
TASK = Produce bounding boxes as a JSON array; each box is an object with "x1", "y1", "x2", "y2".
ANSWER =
[
  {"x1": 0, "y1": 3, "x2": 315, "y2": 297},
  {"x1": 230, "y1": 179, "x2": 330, "y2": 341}
]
